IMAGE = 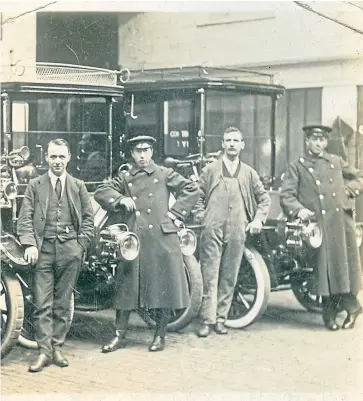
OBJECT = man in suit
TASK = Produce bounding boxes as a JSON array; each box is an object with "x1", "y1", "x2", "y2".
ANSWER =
[
  {"x1": 193, "y1": 126, "x2": 271, "y2": 337},
  {"x1": 94, "y1": 135, "x2": 198, "y2": 352},
  {"x1": 17, "y1": 139, "x2": 94, "y2": 372},
  {"x1": 280, "y1": 125, "x2": 363, "y2": 331}
]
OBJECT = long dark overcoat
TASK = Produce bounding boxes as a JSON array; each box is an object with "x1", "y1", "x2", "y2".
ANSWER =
[
  {"x1": 94, "y1": 162, "x2": 199, "y2": 309},
  {"x1": 280, "y1": 151, "x2": 363, "y2": 296}
]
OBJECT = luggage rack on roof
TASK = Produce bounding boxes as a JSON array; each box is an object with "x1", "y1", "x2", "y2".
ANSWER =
[
  {"x1": 128, "y1": 65, "x2": 277, "y2": 85},
  {"x1": 1, "y1": 62, "x2": 129, "y2": 87}
]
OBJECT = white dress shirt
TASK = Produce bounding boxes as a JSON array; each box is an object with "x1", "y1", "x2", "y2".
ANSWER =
[{"x1": 48, "y1": 170, "x2": 67, "y2": 197}]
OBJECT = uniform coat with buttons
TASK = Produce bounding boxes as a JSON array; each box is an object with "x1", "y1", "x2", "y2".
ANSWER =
[
  {"x1": 280, "y1": 151, "x2": 363, "y2": 296},
  {"x1": 94, "y1": 162, "x2": 199, "y2": 310}
]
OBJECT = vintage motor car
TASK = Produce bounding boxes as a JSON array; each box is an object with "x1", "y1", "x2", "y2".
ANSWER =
[
  {"x1": 121, "y1": 66, "x2": 362, "y2": 328},
  {"x1": 0, "y1": 62, "x2": 202, "y2": 357}
]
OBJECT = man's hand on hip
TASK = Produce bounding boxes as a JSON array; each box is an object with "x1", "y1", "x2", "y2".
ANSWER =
[
  {"x1": 167, "y1": 211, "x2": 183, "y2": 228},
  {"x1": 119, "y1": 197, "x2": 136, "y2": 212},
  {"x1": 24, "y1": 246, "x2": 39, "y2": 265},
  {"x1": 246, "y1": 219, "x2": 263, "y2": 234}
]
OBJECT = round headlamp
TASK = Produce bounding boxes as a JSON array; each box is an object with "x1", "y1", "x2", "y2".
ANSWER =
[
  {"x1": 178, "y1": 228, "x2": 197, "y2": 256},
  {"x1": 107, "y1": 224, "x2": 140, "y2": 261},
  {"x1": 4, "y1": 181, "x2": 17, "y2": 200},
  {"x1": 301, "y1": 222, "x2": 322, "y2": 249}
]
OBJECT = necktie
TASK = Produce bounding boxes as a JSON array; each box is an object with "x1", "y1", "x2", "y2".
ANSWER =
[{"x1": 55, "y1": 178, "x2": 62, "y2": 200}]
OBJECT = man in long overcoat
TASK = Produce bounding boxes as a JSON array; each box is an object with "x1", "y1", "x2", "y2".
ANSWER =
[
  {"x1": 280, "y1": 125, "x2": 363, "y2": 331},
  {"x1": 17, "y1": 139, "x2": 94, "y2": 372},
  {"x1": 94, "y1": 135, "x2": 199, "y2": 352}
]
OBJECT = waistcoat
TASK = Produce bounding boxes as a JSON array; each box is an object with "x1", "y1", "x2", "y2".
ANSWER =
[{"x1": 43, "y1": 182, "x2": 76, "y2": 242}]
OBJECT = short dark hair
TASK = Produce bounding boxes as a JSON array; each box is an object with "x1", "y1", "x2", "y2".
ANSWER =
[
  {"x1": 223, "y1": 126, "x2": 244, "y2": 140},
  {"x1": 47, "y1": 139, "x2": 71, "y2": 154}
]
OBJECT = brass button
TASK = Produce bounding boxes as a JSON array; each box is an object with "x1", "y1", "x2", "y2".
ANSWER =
[
  {"x1": 322, "y1": 210, "x2": 326, "y2": 215},
  {"x1": 355, "y1": 190, "x2": 360, "y2": 195},
  {"x1": 332, "y1": 192, "x2": 336, "y2": 197},
  {"x1": 128, "y1": 183, "x2": 132, "y2": 187},
  {"x1": 299, "y1": 157, "x2": 305, "y2": 163},
  {"x1": 147, "y1": 209, "x2": 151, "y2": 214},
  {"x1": 149, "y1": 193, "x2": 153, "y2": 197},
  {"x1": 132, "y1": 196, "x2": 137, "y2": 200},
  {"x1": 316, "y1": 180, "x2": 321, "y2": 186},
  {"x1": 153, "y1": 179, "x2": 158, "y2": 183},
  {"x1": 289, "y1": 210, "x2": 293, "y2": 215},
  {"x1": 336, "y1": 207, "x2": 340, "y2": 212},
  {"x1": 331, "y1": 164, "x2": 335, "y2": 169},
  {"x1": 109, "y1": 198, "x2": 115, "y2": 203},
  {"x1": 182, "y1": 210, "x2": 187, "y2": 215},
  {"x1": 135, "y1": 211, "x2": 140, "y2": 216},
  {"x1": 319, "y1": 195, "x2": 324, "y2": 200},
  {"x1": 149, "y1": 224, "x2": 153, "y2": 229},
  {"x1": 308, "y1": 168, "x2": 314, "y2": 173},
  {"x1": 329, "y1": 178, "x2": 333, "y2": 183}
]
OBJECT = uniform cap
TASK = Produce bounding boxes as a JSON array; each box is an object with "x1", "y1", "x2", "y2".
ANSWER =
[
  {"x1": 302, "y1": 125, "x2": 332, "y2": 138},
  {"x1": 127, "y1": 135, "x2": 156, "y2": 149}
]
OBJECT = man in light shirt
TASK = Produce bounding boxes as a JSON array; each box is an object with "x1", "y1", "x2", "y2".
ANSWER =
[
  {"x1": 18, "y1": 139, "x2": 94, "y2": 372},
  {"x1": 194, "y1": 127, "x2": 271, "y2": 337}
]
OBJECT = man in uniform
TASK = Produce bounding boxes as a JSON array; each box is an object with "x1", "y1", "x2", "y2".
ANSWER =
[
  {"x1": 193, "y1": 126, "x2": 271, "y2": 337},
  {"x1": 94, "y1": 135, "x2": 198, "y2": 352},
  {"x1": 17, "y1": 139, "x2": 94, "y2": 372},
  {"x1": 280, "y1": 125, "x2": 363, "y2": 330}
]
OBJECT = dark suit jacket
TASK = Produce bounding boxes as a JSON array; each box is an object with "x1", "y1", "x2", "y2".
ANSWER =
[{"x1": 17, "y1": 172, "x2": 94, "y2": 252}]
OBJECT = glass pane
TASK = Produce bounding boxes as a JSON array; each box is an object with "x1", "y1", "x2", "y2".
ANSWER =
[
  {"x1": 12, "y1": 131, "x2": 108, "y2": 184},
  {"x1": 126, "y1": 102, "x2": 158, "y2": 138},
  {"x1": 205, "y1": 90, "x2": 273, "y2": 178},
  {"x1": 164, "y1": 100, "x2": 192, "y2": 157},
  {"x1": 9, "y1": 97, "x2": 109, "y2": 185},
  {"x1": 11, "y1": 96, "x2": 107, "y2": 133}
]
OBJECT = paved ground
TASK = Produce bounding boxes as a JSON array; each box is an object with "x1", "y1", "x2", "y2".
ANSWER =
[{"x1": 1, "y1": 291, "x2": 363, "y2": 400}]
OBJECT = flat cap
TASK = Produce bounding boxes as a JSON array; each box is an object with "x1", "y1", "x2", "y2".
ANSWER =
[
  {"x1": 127, "y1": 135, "x2": 156, "y2": 149},
  {"x1": 302, "y1": 125, "x2": 332, "y2": 138}
]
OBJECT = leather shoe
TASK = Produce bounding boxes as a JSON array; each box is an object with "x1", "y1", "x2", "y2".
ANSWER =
[
  {"x1": 149, "y1": 335, "x2": 165, "y2": 352},
  {"x1": 215, "y1": 322, "x2": 228, "y2": 335},
  {"x1": 196, "y1": 324, "x2": 211, "y2": 338},
  {"x1": 53, "y1": 350, "x2": 69, "y2": 367},
  {"x1": 342, "y1": 308, "x2": 362, "y2": 330},
  {"x1": 323, "y1": 317, "x2": 339, "y2": 331},
  {"x1": 102, "y1": 335, "x2": 126, "y2": 353},
  {"x1": 28, "y1": 353, "x2": 52, "y2": 373}
]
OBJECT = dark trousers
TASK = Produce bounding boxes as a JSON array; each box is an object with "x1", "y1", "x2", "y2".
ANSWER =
[
  {"x1": 32, "y1": 239, "x2": 83, "y2": 357},
  {"x1": 115, "y1": 308, "x2": 170, "y2": 337},
  {"x1": 322, "y1": 293, "x2": 361, "y2": 320}
]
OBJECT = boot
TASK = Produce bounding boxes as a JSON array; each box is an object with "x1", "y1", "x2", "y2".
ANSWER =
[
  {"x1": 28, "y1": 353, "x2": 52, "y2": 373},
  {"x1": 101, "y1": 330, "x2": 127, "y2": 353},
  {"x1": 148, "y1": 308, "x2": 169, "y2": 352},
  {"x1": 149, "y1": 335, "x2": 165, "y2": 352},
  {"x1": 322, "y1": 296, "x2": 339, "y2": 331},
  {"x1": 196, "y1": 324, "x2": 211, "y2": 338},
  {"x1": 102, "y1": 309, "x2": 130, "y2": 353}
]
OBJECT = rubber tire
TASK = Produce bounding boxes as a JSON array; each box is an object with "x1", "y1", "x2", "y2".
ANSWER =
[
  {"x1": 18, "y1": 292, "x2": 75, "y2": 349},
  {"x1": 225, "y1": 247, "x2": 271, "y2": 329},
  {"x1": 138, "y1": 255, "x2": 203, "y2": 332},
  {"x1": 1, "y1": 270, "x2": 24, "y2": 359}
]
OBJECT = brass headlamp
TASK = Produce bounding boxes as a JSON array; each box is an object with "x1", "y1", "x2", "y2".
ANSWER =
[
  {"x1": 178, "y1": 227, "x2": 197, "y2": 256},
  {"x1": 99, "y1": 224, "x2": 140, "y2": 261}
]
